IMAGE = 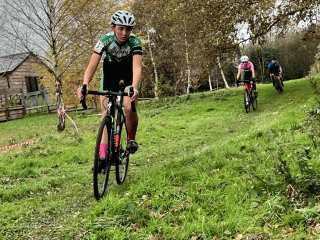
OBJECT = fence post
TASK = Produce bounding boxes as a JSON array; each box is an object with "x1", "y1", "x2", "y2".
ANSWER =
[
  {"x1": 42, "y1": 90, "x2": 51, "y2": 113},
  {"x1": 20, "y1": 88, "x2": 26, "y2": 115},
  {"x1": 4, "y1": 89, "x2": 9, "y2": 121}
]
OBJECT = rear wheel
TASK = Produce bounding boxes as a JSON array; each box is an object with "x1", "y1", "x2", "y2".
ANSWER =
[
  {"x1": 93, "y1": 116, "x2": 112, "y2": 200},
  {"x1": 115, "y1": 112, "x2": 129, "y2": 184},
  {"x1": 251, "y1": 91, "x2": 258, "y2": 110}
]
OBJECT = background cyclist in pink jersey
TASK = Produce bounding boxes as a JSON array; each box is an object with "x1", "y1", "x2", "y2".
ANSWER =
[{"x1": 236, "y1": 55, "x2": 256, "y2": 106}]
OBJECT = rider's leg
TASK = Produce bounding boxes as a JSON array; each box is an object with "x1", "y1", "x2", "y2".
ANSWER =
[
  {"x1": 100, "y1": 96, "x2": 108, "y2": 158},
  {"x1": 124, "y1": 96, "x2": 138, "y2": 141},
  {"x1": 271, "y1": 74, "x2": 275, "y2": 87},
  {"x1": 253, "y1": 82, "x2": 257, "y2": 97},
  {"x1": 278, "y1": 76, "x2": 283, "y2": 87}
]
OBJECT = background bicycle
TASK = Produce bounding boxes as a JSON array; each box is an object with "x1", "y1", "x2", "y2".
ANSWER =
[
  {"x1": 271, "y1": 73, "x2": 283, "y2": 94},
  {"x1": 80, "y1": 82, "x2": 136, "y2": 200},
  {"x1": 237, "y1": 79, "x2": 258, "y2": 113}
]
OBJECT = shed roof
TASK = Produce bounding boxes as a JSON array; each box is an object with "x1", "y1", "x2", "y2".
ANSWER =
[{"x1": 0, "y1": 52, "x2": 31, "y2": 74}]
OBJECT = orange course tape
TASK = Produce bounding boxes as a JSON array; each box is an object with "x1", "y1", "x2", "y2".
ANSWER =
[{"x1": 0, "y1": 140, "x2": 37, "y2": 151}]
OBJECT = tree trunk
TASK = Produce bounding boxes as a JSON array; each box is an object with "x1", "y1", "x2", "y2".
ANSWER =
[
  {"x1": 147, "y1": 28, "x2": 159, "y2": 99},
  {"x1": 209, "y1": 74, "x2": 213, "y2": 91},
  {"x1": 260, "y1": 51, "x2": 265, "y2": 82},
  {"x1": 55, "y1": 77, "x2": 65, "y2": 132},
  {"x1": 184, "y1": 21, "x2": 191, "y2": 95},
  {"x1": 217, "y1": 56, "x2": 229, "y2": 89}
]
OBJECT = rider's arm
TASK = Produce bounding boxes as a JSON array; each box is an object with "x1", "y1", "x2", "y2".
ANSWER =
[
  {"x1": 268, "y1": 62, "x2": 272, "y2": 75},
  {"x1": 251, "y1": 66, "x2": 255, "y2": 79},
  {"x1": 83, "y1": 53, "x2": 102, "y2": 86},
  {"x1": 279, "y1": 66, "x2": 282, "y2": 74},
  {"x1": 236, "y1": 68, "x2": 241, "y2": 80},
  {"x1": 132, "y1": 54, "x2": 142, "y2": 99},
  {"x1": 77, "y1": 53, "x2": 101, "y2": 99}
]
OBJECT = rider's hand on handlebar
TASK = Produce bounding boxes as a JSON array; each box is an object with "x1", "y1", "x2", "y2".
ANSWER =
[
  {"x1": 130, "y1": 87, "x2": 139, "y2": 101},
  {"x1": 77, "y1": 84, "x2": 88, "y2": 100}
]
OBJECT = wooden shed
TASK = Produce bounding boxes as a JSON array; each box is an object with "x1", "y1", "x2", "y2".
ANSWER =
[{"x1": 0, "y1": 52, "x2": 51, "y2": 121}]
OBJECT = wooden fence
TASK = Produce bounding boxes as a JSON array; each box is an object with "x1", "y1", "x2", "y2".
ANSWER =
[
  {"x1": 22, "y1": 90, "x2": 55, "y2": 113},
  {"x1": 0, "y1": 90, "x2": 156, "y2": 122},
  {"x1": 0, "y1": 89, "x2": 55, "y2": 122},
  {"x1": 0, "y1": 106, "x2": 25, "y2": 122}
]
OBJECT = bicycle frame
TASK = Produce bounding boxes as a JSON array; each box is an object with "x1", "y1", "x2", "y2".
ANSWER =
[
  {"x1": 238, "y1": 79, "x2": 257, "y2": 113},
  {"x1": 239, "y1": 79, "x2": 255, "y2": 96},
  {"x1": 105, "y1": 94, "x2": 126, "y2": 153},
  {"x1": 80, "y1": 84, "x2": 135, "y2": 199},
  {"x1": 86, "y1": 90, "x2": 130, "y2": 159},
  {"x1": 271, "y1": 73, "x2": 283, "y2": 94},
  {"x1": 244, "y1": 81, "x2": 254, "y2": 92}
]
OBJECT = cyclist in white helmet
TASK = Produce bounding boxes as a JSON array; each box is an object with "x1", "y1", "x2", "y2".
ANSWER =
[
  {"x1": 78, "y1": 10, "x2": 142, "y2": 156},
  {"x1": 236, "y1": 55, "x2": 257, "y2": 105}
]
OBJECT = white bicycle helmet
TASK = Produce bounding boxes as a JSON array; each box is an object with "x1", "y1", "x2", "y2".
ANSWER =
[
  {"x1": 240, "y1": 55, "x2": 249, "y2": 63},
  {"x1": 110, "y1": 11, "x2": 136, "y2": 27}
]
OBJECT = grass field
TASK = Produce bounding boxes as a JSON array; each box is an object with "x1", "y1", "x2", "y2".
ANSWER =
[{"x1": 1, "y1": 78, "x2": 320, "y2": 239}]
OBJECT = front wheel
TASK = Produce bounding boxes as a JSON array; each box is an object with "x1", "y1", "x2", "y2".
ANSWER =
[
  {"x1": 93, "y1": 116, "x2": 112, "y2": 200},
  {"x1": 115, "y1": 113, "x2": 129, "y2": 184},
  {"x1": 244, "y1": 90, "x2": 250, "y2": 113},
  {"x1": 273, "y1": 76, "x2": 281, "y2": 94},
  {"x1": 271, "y1": 75, "x2": 276, "y2": 89},
  {"x1": 277, "y1": 78, "x2": 283, "y2": 94}
]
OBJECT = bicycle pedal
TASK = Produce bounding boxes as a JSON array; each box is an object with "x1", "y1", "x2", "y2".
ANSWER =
[{"x1": 128, "y1": 149, "x2": 138, "y2": 154}]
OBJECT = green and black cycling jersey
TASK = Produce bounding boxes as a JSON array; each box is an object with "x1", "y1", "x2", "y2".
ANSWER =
[{"x1": 94, "y1": 32, "x2": 143, "y2": 91}]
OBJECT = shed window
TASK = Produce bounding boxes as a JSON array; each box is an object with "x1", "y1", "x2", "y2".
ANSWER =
[{"x1": 25, "y1": 76, "x2": 39, "y2": 92}]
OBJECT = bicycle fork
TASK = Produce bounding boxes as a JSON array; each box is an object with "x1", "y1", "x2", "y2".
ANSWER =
[{"x1": 115, "y1": 125, "x2": 120, "y2": 148}]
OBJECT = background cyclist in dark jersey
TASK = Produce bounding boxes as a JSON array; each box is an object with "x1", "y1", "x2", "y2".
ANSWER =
[
  {"x1": 77, "y1": 11, "x2": 142, "y2": 157},
  {"x1": 268, "y1": 58, "x2": 283, "y2": 87}
]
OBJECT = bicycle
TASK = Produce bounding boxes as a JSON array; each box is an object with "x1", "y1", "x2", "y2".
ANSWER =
[
  {"x1": 80, "y1": 81, "x2": 136, "y2": 200},
  {"x1": 271, "y1": 73, "x2": 283, "y2": 95},
  {"x1": 237, "y1": 78, "x2": 258, "y2": 113}
]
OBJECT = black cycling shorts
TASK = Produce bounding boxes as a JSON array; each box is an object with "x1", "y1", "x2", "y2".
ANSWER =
[
  {"x1": 100, "y1": 59, "x2": 133, "y2": 92},
  {"x1": 243, "y1": 70, "x2": 252, "y2": 80}
]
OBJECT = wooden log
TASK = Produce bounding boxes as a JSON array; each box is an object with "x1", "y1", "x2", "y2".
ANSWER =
[
  {"x1": 8, "y1": 106, "x2": 25, "y2": 120},
  {"x1": 0, "y1": 107, "x2": 8, "y2": 121}
]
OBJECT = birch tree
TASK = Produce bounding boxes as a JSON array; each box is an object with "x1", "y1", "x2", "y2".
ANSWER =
[
  {"x1": 184, "y1": 21, "x2": 192, "y2": 95},
  {"x1": 146, "y1": 27, "x2": 159, "y2": 99},
  {"x1": 0, "y1": 0, "x2": 116, "y2": 131},
  {"x1": 217, "y1": 56, "x2": 229, "y2": 89}
]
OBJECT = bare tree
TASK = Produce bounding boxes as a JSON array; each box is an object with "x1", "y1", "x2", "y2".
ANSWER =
[
  {"x1": 133, "y1": 0, "x2": 320, "y2": 94},
  {"x1": 0, "y1": 0, "x2": 112, "y2": 131},
  {"x1": 146, "y1": 26, "x2": 159, "y2": 99}
]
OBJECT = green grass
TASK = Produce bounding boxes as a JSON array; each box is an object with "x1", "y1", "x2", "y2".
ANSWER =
[{"x1": 1, "y1": 78, "x2": 320, "y2": 239}]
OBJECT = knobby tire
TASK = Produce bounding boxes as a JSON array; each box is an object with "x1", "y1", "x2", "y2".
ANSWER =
[
  {"x1": 251, "y1": 91, "x2": 257, "y2": 111},
  {"x1": 244, "y1": 89, "x2": 250, "y2": 113},
  {"x1": 273, "y1": 75, "x2": 283, "y2": 95},
  {"x1": 277, "y1": 78, "x2": 283, "y2": 95},
  {"x1": 115, "y1": 112, "x2": 129, "y2": 184},
  {"x1": 93, "y1": 116, "x2": 112, "y2": 200}
]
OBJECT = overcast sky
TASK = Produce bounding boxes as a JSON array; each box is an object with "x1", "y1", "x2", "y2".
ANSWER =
[{"x1": 0, "y1": 0, "x2": 48, "y2": 57}]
